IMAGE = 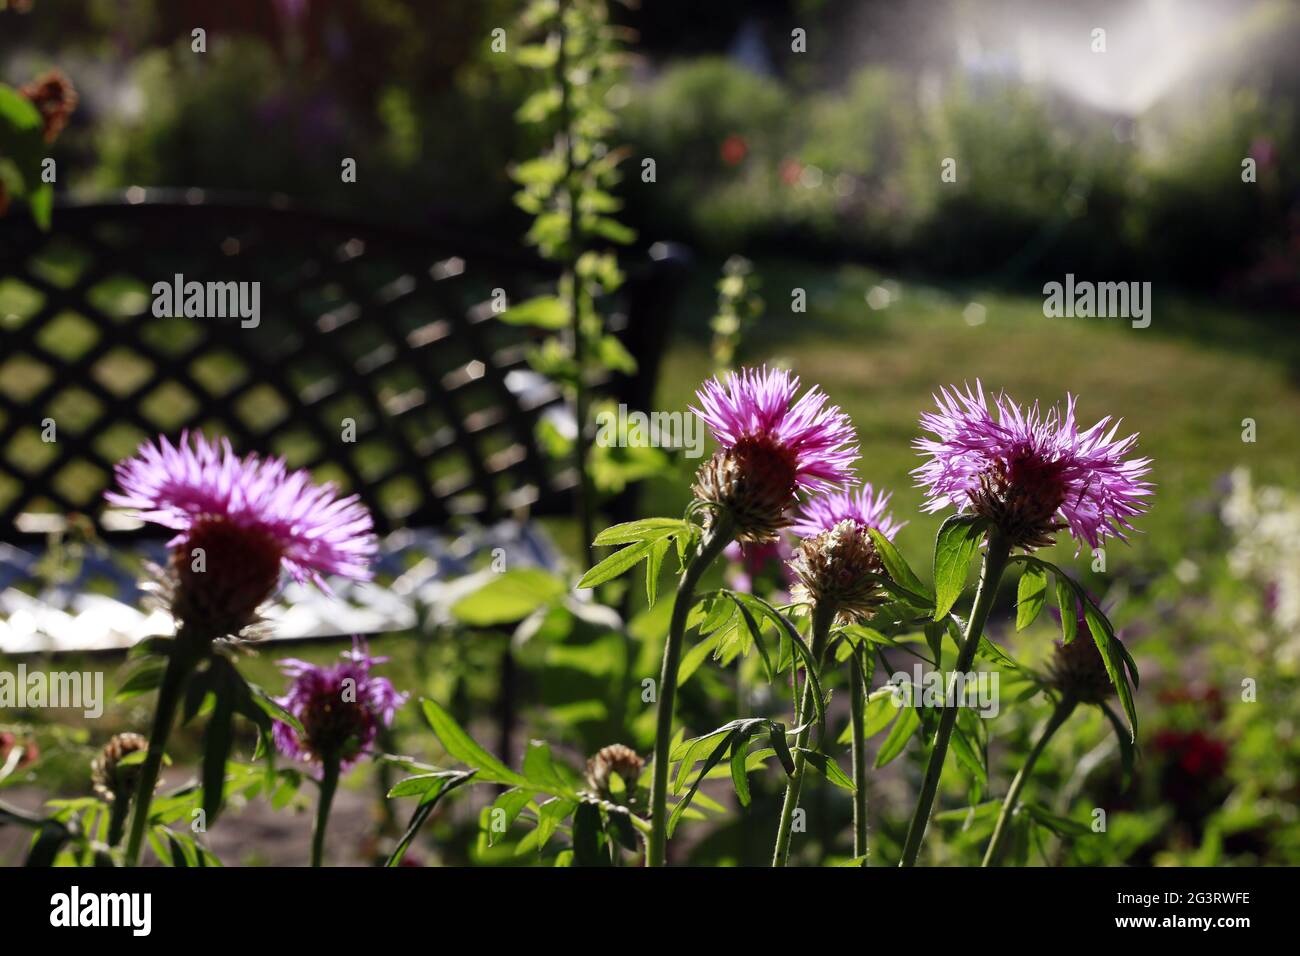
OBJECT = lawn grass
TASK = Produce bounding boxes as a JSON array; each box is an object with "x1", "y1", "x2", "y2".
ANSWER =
[{"x1": 642, "y1": 257, "x2": 1300, "y2": 575}]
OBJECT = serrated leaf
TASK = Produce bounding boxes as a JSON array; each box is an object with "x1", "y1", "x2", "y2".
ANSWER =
[
  {"x1": 592, "y1": 518, "x2": 686, "y2": 546},
  {"x1": 576, "y1": 539, "x2": 656, "y2": 589}
]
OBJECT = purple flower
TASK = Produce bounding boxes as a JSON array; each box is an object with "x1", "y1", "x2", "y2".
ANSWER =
[
  {"x1": 106, "y1": 432, "x2": 376, "y2": 634},
  {"x1": 791, "y1": 483, "x2": 905, "y2": 540},
  {"x1": 273, "y1": 638, "x2": 407, "y2": 771},
  {"x1": 691, "y1": 366, "x2": 858, "y2": 491},
  {"x1": 107, "y1": 431, "x2": 376, "y2": 583},
  {"x1": 913, "y1": 383, "x2": 1152, "y2": 550},
  {"x1": 689, "y1": 367, "x2": 858, "y2": 542}
]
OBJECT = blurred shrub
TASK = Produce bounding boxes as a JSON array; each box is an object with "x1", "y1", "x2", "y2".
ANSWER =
[
  {"x1": 91, "y1": 34, "x2": 529, "y2": 229},
  {"x1": 1133, "y1": 90, "x2": 1296, "y2": 287}
]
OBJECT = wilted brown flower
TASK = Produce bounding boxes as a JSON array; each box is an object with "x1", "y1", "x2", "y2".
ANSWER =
[
  {"x1": 91, "y1": 732, "x2": 149, "y2": 802},
  {"x1": 586, "y1": 743, "x2": 644, "y2": 800},
  {"x1": 19, "y1": 69, "x2": 78, "y2": 143}
]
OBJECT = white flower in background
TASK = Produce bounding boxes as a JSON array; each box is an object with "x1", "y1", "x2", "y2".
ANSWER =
[{"x1": 1221, "y1": 468, "x2": 1300, "y2": 665}]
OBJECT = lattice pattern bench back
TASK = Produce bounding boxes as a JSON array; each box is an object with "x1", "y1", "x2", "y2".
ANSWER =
[{"x1": 0, "y1": 194, "x2": 679, "y2": 541}]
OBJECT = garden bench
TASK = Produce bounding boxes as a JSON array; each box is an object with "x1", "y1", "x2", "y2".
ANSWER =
[{"x1": 0, "y1": 191, "x2": 686, "y2": 654}]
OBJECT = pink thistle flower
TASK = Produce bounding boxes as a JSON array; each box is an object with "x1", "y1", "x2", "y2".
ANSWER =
[
  {"x1": 791, "y1": 483, "x2": 905, "y2": 541},
  {"x1": 913, "y1": 383, "x2": 1152, "y2": 550},
  {"x1": 690, "y1": 367, "x2": 858, "y2": 542},
  {"x1": 272, "y1": 638, "x2": 407, "y2": 771},
  {"x1": 105, "y1": 432, "x2": 376, "y2": 634}
]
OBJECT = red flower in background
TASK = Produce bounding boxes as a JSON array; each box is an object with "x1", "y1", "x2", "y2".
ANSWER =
[{"x1": 720, "y1": 134, "x2": 748, "y2": 166}]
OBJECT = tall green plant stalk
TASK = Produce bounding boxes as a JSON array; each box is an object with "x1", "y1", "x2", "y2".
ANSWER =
[
  {"x1": 849, "y1": 647, "x2": 870, "y2": 861},
  {"x1": 123, "y1": 629, "x2": 201, "y2": 867},
  {"x1": 982, "y1": 696, "x2": 1076, "y2": 866},
  {"x1": 772, "y1": 601, "x2": 836, "y2": 867},
  {"x1": 311, "y1": 755, "x2": 342, "y2": 868},
  {"x1": 647, "y1": 515, "x2": 735, "y2": 867},
  {"x1": 899, "y1": 532, "x2": 1011, "y2": 866},
  {"x1": 556, "y1": 0, "x2": 594, "y2": 568}
]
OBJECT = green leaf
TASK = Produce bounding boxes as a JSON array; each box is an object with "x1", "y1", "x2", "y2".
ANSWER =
[
  {"x1": 932, "y1": 515, "x2": 986, "y2": 619},
  {"x1": 422, "y1": 698, "x2": 530, "y2": 787},
  {"x1": 768, "y1": 723, "x2": 796, "y2": 776},
  {"x1": 1055, "y1": 575, "x2": 1078, "y2": 644},
  {"x1": 867, "y1": 528, "x2": 934, "y2": 608},
  {"x1": 874, "y1": 698, "x2": 921, "y2": 768},
  {"x1": 729, "y1": 729, "x2": 754, "y2": 807},
  {"x1": 387, "y1": 771, "x2": 469, "y2": 800},
  {"x1": 521, "y1": 740, "x2": 579, "y2": 797},
  {"x1": 645, "y1": 537, "x2": 670, "y2": 608},
  {"x1": 115, "y1": 662, "x2": 166, "y2": 701},
  {"x1": 450, "y1": 568, "x2": 567, "y2": 625},
  {"x1": 745, "y1": 595, "x2": 828, "y2": 736},
  {"x1": 799, "y1": 750, "x2": 855, "y2": 791},
  {"x1": 1015, "y1": 563, "x2": 1049, "y2": 630},
  {"x1": 609, "y1": 518, "x2": 683, "y2": 549},
  {"x1": 386, "y1": 770, "x2": 478, "y2": 867},
  {"x1": 499, "y1": 295, "x2": 568, "y2": 330},
  {"x1": 1100, "y1": 701, "x2": 1137, "y2": 789},
  {"x1": 1083, "y1": 604, "x2": 1137, "y2": 741},
  {"x1": 723, "y1": 594, "x2": 772, "y2": 680},
  {"x1": 201, "y1": 691, "x2": 234, "y2": 824},
  {"x1": 576, "y1": 539, "x2": 657, "y2": 589},
  {"x1": 247, "y1": 681, "x2": 302, "y2": 735},
  {"x1": 571, "y1": 801, "x2": 607, "y2": 867},
  {"x1": 1024, "y1": 803, "x2": 1093, "y2": 838},
  {"x1": 667, "y1": 731, "x2": 735, "y2": 837}
]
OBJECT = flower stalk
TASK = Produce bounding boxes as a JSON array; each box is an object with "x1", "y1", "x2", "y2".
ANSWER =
[
  {"x1": 311, "y1": 754, "x2": 342, "y2": 868},
  {"x1": 123, "y1": 628, "x2": 202, "y2": 867},
  {"x1": 772, "y1": 600, "x2": 835, "y2": 867},
  {"x1": 647, "y1": 513, "x2": 735, "y2": 867},
  {"x1": 849, "y1": 646, "x2": 870, "y2": 860},
  {"x1": 982, "y1": 695, "x2": 1077, "y2": 866},
  {"x1": 899, "y1": 531, "x2": 1011, "y2": 866}
]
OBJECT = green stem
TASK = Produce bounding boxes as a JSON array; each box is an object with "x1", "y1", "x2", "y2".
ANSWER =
[
  {"x1": 556, "y1": 0, "x2": 595, "y2": 569},
  {"x1": 772, "y1": 601, "x2": 835, "y2": 867},
  {"x1": 311, "y1": 755, "x2": 341, "y2": 868},
  {"x1": 899, "y1": 532, "x2": 1011, "y2": 867},
  {"x1": 123, "y1": 634, "x2": 197, "y2": 867},
  {"x1": 850, "y1": 646, "x2": 869, "y2": 861},
  {"x1": 646, "y1": 514, "x2": 734, "y2": 867},
  {"x1": 107, "y1": 790, "x2": 133, "y2": 847},
  {"x1": 982, "y1": 696, "x2": 1077, "y2": 866}
]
